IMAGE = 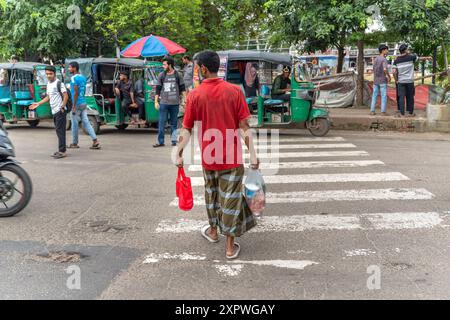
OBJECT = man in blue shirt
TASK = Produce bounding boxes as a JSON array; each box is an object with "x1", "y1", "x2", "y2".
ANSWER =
[{"x1": 67, "y1": 61, "x2": 100, "y2": 149}]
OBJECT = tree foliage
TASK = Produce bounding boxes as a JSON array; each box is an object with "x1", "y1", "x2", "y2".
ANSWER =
[{"x1": 0, "y1": 0, "x2": 266, "y2": 61}]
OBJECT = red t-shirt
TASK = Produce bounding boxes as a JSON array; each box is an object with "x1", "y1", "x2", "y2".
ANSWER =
[{"x1": 183, "y1": 78, "x2": 251, "y2": 171}]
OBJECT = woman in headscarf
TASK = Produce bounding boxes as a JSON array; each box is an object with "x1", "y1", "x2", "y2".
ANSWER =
[{"x1": 243, "y1": 62, "x2": 259, "y2": 98}]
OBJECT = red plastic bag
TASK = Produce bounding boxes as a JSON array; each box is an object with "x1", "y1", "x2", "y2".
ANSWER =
[{"x1": 176, "y1": 167, "x2": 194, "y2": 211}]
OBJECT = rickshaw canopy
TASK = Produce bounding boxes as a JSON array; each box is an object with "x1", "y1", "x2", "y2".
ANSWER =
[
  {"x1": 0, "y1": 62, "x2": 48, "y2": 72},
  {"x1": 216, "y1": 50, "x2": 292, "y2": 65},
  {"x1": 64, "y1": 57, "x2": 146, "y2": 83}
]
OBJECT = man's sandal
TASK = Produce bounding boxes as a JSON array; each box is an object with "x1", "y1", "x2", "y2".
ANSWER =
[
  {"x1": 226, "y1": 243, "x2": 241, "y2": 260},
  {"x1": 90, "y1": 142, "x2": 101, "y2": 150},
  {"x1": 67, "y1": 144, "x2": 79, "y2": 149},
  {"x1": 201, "y1": 225, "x2": 219, "y2": 243}
]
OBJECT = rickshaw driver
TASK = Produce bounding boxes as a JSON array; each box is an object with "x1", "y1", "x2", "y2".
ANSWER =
[
  {"x1": 271, "y1": 65, "x2": 291, "y2": 102},
  {"x1": 114, "y1": 70, "x2": 139, "y2": 123}
]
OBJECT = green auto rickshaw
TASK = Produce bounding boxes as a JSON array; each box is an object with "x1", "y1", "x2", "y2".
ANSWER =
[
  {"x1": 194, "y1": 50, "x2": 330, "y2": 136},
  {"x1": 0, "y1": 62, "x2": 63, "y2": 128},
  {"x1": 64, "y1": 57, "x2": 164, "y2": 134}
]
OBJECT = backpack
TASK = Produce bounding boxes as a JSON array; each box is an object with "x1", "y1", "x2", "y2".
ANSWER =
[
  {"x1": 160, "y1": 70, "x2": 182, "y2": 91},
  {"x1": 56, "y1": 80, "x2": 72, "y2": 113}
]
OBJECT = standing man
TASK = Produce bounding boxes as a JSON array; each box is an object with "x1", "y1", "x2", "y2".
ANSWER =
[
  {"x1": 370, "y1": 44, "x2": 391, "y2": 116},
  {"x1": 114, "y1": 70, "x2": 139, "y2": 123},
  {"x1": 176, "y1": 50, "x2": 259, "y2": 260},
  {"x1": 153, "y1": 56, "x2": 186, "y2": 148},
  {"x1": 30, "y1": 66, "x2": 68, "y2": 159},
  {"x1": 271, "y1": 66, "x2": 291, "y2": 101},
  {"x1": 134, "y1": 77, "x2": 146, "y2": 125},
  {"x1": 182, "y1": 55, "x2": 194, "y2": 92},
  {"x1": 393, "y1": 44, "x2": 417, "y2": 117},
  {"x1": 67, "y1": 61, "x2": 100, "y2": 149}
]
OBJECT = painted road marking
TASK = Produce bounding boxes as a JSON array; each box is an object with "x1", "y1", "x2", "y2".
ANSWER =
[
  {"x1": 187, "y1": 160, "x2": 385, "y2": 172},
  {"x1": 156, "y1": 211, "x2": 444, "y2": 233},
  {"x1": 170, "y1": 188, "x2": 434, "y2": 206},
  {"x1": 196, "y1": 144, "x2": 357, "y2": 152},
  {"x1": 189, "y1": 172, "x2": 409, "y2": 187},
  {"x1": 193, "y1": 150, "x2": 369, "y2": 161}
]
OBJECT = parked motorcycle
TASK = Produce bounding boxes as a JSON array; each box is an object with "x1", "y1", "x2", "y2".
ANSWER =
[{"x1": 0, "y1": 121, "x2": 32, "y2": 217}]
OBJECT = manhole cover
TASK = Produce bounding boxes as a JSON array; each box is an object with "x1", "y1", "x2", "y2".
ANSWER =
[{"x1": 28, "y1": 251, "x2": 88, "y2": 263}]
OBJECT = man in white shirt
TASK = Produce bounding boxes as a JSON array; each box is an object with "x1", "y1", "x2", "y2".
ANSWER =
[{"x1": 30, "y1": 66, "x2": 69, "y2": 158}]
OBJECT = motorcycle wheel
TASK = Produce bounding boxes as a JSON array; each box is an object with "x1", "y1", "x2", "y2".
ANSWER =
[{"x1": 0, "y1": 164, "x2": 33, "y2": 217}]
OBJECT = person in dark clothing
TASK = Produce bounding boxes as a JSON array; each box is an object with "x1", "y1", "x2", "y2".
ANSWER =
[
  {"x1": 134, "y1": 78, "x2": 146, "y2": 124},
  {"x1": 114, "y1": 70, "x2": 139, "y2": 123},
  {"x1": 271, "y1": 66, "x2": 291, "y2": 101},
  {"x1": 393, "y1": 44, "x2": 417, "y2": 117}
]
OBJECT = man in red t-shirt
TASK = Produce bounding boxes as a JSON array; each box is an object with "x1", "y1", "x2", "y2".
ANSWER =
[{"x1": 176, "y1": 50, "x2": 259, "y2": 260}]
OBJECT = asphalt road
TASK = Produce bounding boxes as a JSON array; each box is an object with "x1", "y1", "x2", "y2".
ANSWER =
[{"x1": 1, "y1": 121, "x2": 450, "y2": 300}]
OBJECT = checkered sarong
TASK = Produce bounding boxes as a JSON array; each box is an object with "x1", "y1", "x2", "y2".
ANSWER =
[{"x1": 203, "y1": 165, "x2": 257, "y2": 237}]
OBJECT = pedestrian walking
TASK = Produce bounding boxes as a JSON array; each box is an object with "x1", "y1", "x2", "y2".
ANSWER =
[
  {"x1": 30, "y1": 66, "x2": 68, "y2": 159},
  {"x1": 67, "y1": 61, "x2": 101, "y2": 149},
  {"x1": 176, "y1": 50, "x2": 259, "y2": 259},
  {"x1": 370, "y1": 44, "x2": 391, "y2": 116},
  {"x1": 153, "y1": 56, "x2": 186, "y2": 148},
  {"x1": 182, "y1": 55, "x2": 194, "y2": 92},
  {"x1": 393, "y1": 44, "x2": 417, "y2": 117}
]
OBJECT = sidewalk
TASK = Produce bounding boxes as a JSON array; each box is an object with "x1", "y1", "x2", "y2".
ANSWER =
[{"x1": 329, "y1": 106, "x2": 428, "y2": 132}]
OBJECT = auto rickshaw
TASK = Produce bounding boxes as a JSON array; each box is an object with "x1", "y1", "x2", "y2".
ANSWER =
[
  {"x1": 0, "y1": 62, "x2": 63, "y2": 127},
  {"x1": 193, "y1": 50, "x2": 331, "y2": 136},
  {"x1": 64, "y1": 57, "x2": 164, "y2": 134}
]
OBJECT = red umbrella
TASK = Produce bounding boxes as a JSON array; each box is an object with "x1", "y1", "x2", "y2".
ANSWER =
[{"x1": 121, "y1": 35, "x2": 186, "y2": 58}]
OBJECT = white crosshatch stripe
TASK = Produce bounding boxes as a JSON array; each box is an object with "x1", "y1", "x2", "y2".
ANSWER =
[
  {"x1": 156, "y1": 212, "x2": 444, "y2": 233},
  {"x1": 193, "y1": 150, "x2": 369, "y2": 161},
  {"x1": 195, "y1": 143, "x2": 357, "y2": 151},
  {"x1": 187, "y1": 160, "x2": 385, "y2": 172},
  {"x1": 170, "y1": 188, "x2": 434, "y2": 206},
  {"x1": 189, "y1": 172, "x2": 409, "y2": 187}
]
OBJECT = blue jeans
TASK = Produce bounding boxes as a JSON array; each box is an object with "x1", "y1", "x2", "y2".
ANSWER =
[
  {"x1": 158, "y1": 104, "x2": 179, "y2": 145},
  {"x1": 71, "y1": 104, "x2": 97, "y2": 144},
  {"x1": 370, "y1": 83, "x2": 387, "y2": 113}
]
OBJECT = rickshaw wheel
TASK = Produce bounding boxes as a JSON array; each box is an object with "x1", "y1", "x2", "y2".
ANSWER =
[
  {"x1": 83, "y1": 115, "x2": 100, "y2": 135},
  {"x1": 27, "y1": 120, "x2": 40, "y2": 128},
  {"x1": 115, "y1": 124, "x2": 128, "y2": 131},
  {"x1": 308, "y1": 118, "x2": 330, "y2": 137}
]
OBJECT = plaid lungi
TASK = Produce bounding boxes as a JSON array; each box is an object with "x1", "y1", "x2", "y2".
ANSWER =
[{"x1": 203, "y1": 165, "x2": 257, "y2": 237}]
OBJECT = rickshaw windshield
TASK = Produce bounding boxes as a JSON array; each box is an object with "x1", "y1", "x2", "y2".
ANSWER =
[
  {"x1": 36, "y1": 69, "x2": 63, "y2": 86},
  {"x1": 145, "y1": 66, "x2": 163, "y2": 85},
  {"x1": 294, "y1": 62, "x2": 311, "y2": 82}
]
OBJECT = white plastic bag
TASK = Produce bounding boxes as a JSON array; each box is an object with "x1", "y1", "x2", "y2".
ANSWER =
[{"x1": 243, "y1": 169, "x2": 266, "y2": 218}]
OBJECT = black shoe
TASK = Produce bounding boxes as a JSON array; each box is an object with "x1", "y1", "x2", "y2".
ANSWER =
[
  {"x1": 171, "y1": 142, "x2": 177, "y2": 146},
  {"x1": 153, "y1": 143, "x2": 165, "y2": 148}
]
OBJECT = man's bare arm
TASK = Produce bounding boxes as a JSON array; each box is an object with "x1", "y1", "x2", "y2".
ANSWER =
[{"x1": 239, "y1": 118, "x2": 259, "y2": 169}]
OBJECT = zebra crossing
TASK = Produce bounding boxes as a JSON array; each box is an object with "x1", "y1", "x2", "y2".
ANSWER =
[{"x1": 147, "y1": 134, "x2": 445, "y2": 277}]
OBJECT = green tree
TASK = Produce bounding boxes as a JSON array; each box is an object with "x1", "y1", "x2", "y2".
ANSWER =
[{"x1": 266, "y1": 0, "x2": 376, "y2": 74}]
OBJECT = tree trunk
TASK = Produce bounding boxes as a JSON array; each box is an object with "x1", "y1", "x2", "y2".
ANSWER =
[
  {"x1": 337, "y1": 46, "x2": 345, "y2": 74},
  {"x1": 443, "y1": 42, "x2": 449, "y2": 82},
  {"x1": 432, "y1": 46, "x2": 437, "y2": 85},
  {"x1": 421, "y1": 60, "x2": 425, "y2": 84},
  {"x1": 355, "y1": 39, "x2": 365, "y2": 107}
]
